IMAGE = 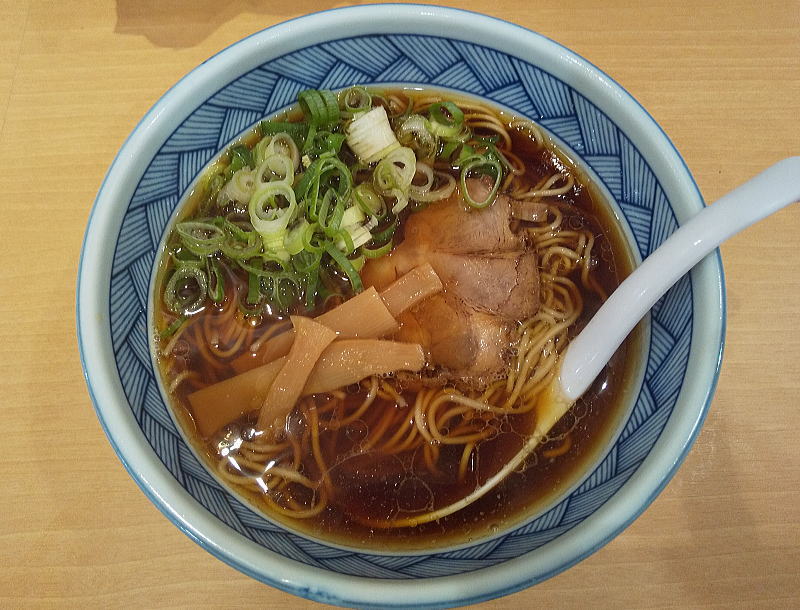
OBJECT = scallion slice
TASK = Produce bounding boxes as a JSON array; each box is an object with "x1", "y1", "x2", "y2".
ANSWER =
[
  {"x1": 428, "y1": 101, "x2": 465, "y2": 138},
  {"x1": 248, "y1": 181, "x2": 297, "y2": 247},
  {"x1": 374, "y1": 146, "x2": 416, "y2": 193},
  {"x1": 362, "y1": 239, "x2": 393, "y2": 258},
  {"x1": 352, "y1": 183, "x2": 386, "y2": 218},
  {"x1": 340, "y1": 86, "x2": 372, "y2": 114},
  {"x1": 460, "y1": 156, "x2": 503, "y2": 208},
  {"x1": 164, "y1": 266, "x2": 208, "y2": 315},
  {"x1": 299, "y1": 89, "x2": 340, "y2": 127},
  {"x1": 325, "y1": 242, "x2": 363, "y2": 293},
  {"x1": 206, "y1": 258, "x2": 225, "y2": 303},
  {"x1": 175, "y1": 221, "x2": 225, "y2": 256}
]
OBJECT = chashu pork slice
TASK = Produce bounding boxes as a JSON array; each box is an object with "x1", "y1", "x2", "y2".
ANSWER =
[{"x1": 361, "y1": 179, "x2": 541, "y2": 385}]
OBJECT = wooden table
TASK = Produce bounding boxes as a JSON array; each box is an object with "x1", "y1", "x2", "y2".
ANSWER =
[{"x1": 1, "y1": 1, "x2": 798, "y2": 607}]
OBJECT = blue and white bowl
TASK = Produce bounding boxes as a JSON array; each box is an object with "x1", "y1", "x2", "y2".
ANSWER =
[{"x1": 77, "y1": 5, "x2": 724, "y2": 607}]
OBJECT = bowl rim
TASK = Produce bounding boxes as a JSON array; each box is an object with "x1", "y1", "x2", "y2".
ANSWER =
[{"x1": 76, "y1": 4, "x2": 725, "y2": 607}]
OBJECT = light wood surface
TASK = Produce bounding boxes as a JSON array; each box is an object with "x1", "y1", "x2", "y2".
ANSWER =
[{"x1": 1, "y1": 1, "x2": 798, "y2": 607}]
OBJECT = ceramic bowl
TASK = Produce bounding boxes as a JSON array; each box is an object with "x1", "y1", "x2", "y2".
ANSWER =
[{"x1": 77, "y1": 4, "x2": 724, "y2": 607}]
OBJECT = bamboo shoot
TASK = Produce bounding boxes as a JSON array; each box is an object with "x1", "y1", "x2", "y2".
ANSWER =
[
  {"x1": 256, "y1": 316, "x2": 336, "y2": 432},
  {"x1": 188, "y1": 340, "x2": 425, "y2": 438}
]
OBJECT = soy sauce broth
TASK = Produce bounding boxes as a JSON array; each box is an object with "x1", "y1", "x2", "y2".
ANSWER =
[{"x1": 152, "y1": 88, "x2": 644, "y2": 550}]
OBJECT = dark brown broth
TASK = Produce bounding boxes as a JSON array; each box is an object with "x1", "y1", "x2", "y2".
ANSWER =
[{"x1": 154, "y1": 90, "x2": 642, "y2": 550}]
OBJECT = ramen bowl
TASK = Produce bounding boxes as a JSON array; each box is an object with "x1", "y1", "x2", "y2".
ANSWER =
[{"x1": 77, "y1": 4, "x2": 724, "y2": 607}]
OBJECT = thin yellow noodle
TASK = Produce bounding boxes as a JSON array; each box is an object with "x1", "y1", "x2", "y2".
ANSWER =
[
  {"x1": 423, "y1": 442, "x2": 440, "y2": 474},
  {"x1": 312, "y1": 395, "x2": 340, "y2": 417},
  {"x1": 375, "y1": 410, "x2": 415, "y2": 454},
  {"x1": 521, "y1": 368, "x2": 558, "y2": 404},
  {"x1": 192, "y1": 326, "x2": 229, "y2": 371},
  {"x1": 497, "y1": 148, "x2": 525, "y2": 175},
  {"x1": 458, "y1": 442, "x2": 475, "y2": 482},
  {"x1": 528, "y1": 207, "x2": 563, "y2": 236},
  {"x1": 427, "y1": 400, "x2": 466, "y2": 440},
  {"x1": 248, "y1": 320, "x2": 292, "y2": 354},
  {"x1": 208, "y1": 324, "x2": 249, "y2": 359},
  {"x1": 517, "y1": 173, "x2": 574, "y2": 199},
  {"x1": 435, "y1": 404, "x2": 479, "y2": 434},
  {"x1": 385, "y1": 423, "x2": 423, "y2": 455},
  {"x1": 413, "y1": 388, "x2": 435, "y2": 442},
  {"x1": 263, "y1": 485, "x2": 328, "y2": 519},
  {"x1": 465, "y1": 117, "x2": 512, "y2": 149},
  {"x1": 304, "y1": 404, "x2": 330, "y2": 492},
  {"x1": 360, "y1": 405, "x2": 398, "y2": 451},
  {"x1": 509, "y1": 118, "x2": 544, "y2": 145},
  {"x1": 380, "y1": 380, "x2": 407, "y2": 407},
  {"x1": 328, "y1": 377, "x2": 379, "y2": 429}
]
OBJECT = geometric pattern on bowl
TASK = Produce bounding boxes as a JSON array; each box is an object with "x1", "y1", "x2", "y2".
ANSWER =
[{"x1": 109, "y1": 34, "x2": 690, "y2": 578}]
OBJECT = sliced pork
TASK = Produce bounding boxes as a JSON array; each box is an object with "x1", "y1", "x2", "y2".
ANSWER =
[{"x1": 362, "y1": 179, "x2": 541, "y2": 385}]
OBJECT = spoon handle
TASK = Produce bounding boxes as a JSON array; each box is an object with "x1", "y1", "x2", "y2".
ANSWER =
[{"x1": 559, "y1": 156, "x2": 800, "y2": 401}]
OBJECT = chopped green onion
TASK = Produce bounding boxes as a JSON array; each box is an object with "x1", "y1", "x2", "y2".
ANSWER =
[
  {"x1": 296, "y1": 156, "x2": 353, "y2": 224},
  {"x1": 340, "y1": 204, "x2": 366, "y2": 227},
  {"x1": 246, "y1": 271, "x2": 261, "y2": 306},
  {"x1": 285, "y1": 219, "x2": 310, "y2": 256},
  {"x1": 460, "y1": 156, "x2": 503, "y2": 208},
  {"x1": 438, "y1": 139, "x2": 461, "y2": 162},
  {"x1": 370, "y1": 217, "x2": 398, "y2": 245},
  {"x1": 352, "y1": 183, "x2": 386, "y2": 218},
  {"x1": 238, "y1": 254, "x2": 289, "y2": 277},
  {"x1": 301, "y1": 222, "x2": 326, "y2": 254},
  {"x1": 325, "y1": 242, "x2": 363, "y2": 293},
  {"x1": 340, "y1": 86, "x2": 373, "y2": 114},
  {"x1": 397, "y1": 114, "x2": 437, "y2": 160},
  {"x1": 299, "y1": 89, "x2": 339, "y2": 127},
  {"x1": 388, "y1": 188, "x2": 409, "y2": 215},
  {"x1": 304, "y1": 131, "x2": 347, "y2": 158},
  {"x1": 292, "y1": 249, "x2": 322, "y2": 275},
  {"x1": 175, "y1": 221, "x2": 225, "y2": 256},
  {"x1": 303, "y1": 270, "x2": 319, "y2": 308},
  {"x1": 220, "y1": 168, "x2": 256, "y2": 204},
  {"x1": 320, "y1": 90, "x2": 340, "y2": 124},
  {"x1": 412, "y1": 170, "x2": 456, "y2": 203},
  {"x1": 428, "y1": 102, "x2": 465, "y2": 138},
  {"x1": 346, "y1": 106, "x2": 400, "y2": 163},
  {"x1": 164, "y1": 266, "x2": 208, "y2": 315},
  {"x1": 335, "y1": 227, "x2": 355, "y2": 254},
  {"x1": 337, "y1": 223, "x2": 371, "y2": 252},
  {"x1": 254, "y1": 153, "x2": 294, "y2": 187},
  {"x1": 362, "y1": 239, "x2": 393, "y2": 258},
  {"x1": 260, "y1": 120, "x2": 307, "y2": 148},
  {"x1": 172, "y1": 248, "x2": 204, "y2": 269},
  {"x1": 265, "y1": 132, "x2": 300, "y2": 170},
  {"x1": 349, "y1": 254, "x2": 366, "y2": 272},
  {"x1": 374, "y1": 146, "x2": 416, "y2": 193},
  {"x1": 227, "y1": 145, "x2": 253, "y2": 176},
  {"x1": 206, "y1": 258, "x2": 225, "y2": 303},
  {"x1": 248, "y1": 181, "x2": 297, "y2": 246},
  {"x1": 206, "y1": 172, "x2": 226, "y2": 204},
  {"x1": 221, "y1": 230, "x2": 261, "y2": 259},
  {"x1": 261, "y1": 232, "x2": 290, "y2": 261}
]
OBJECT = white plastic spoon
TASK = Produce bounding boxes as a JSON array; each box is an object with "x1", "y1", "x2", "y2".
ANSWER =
[{"x1": 389, "y1": 156, "x2": 800, "y2": 527}]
